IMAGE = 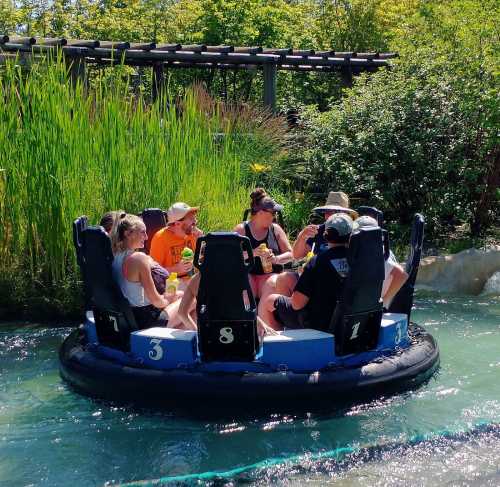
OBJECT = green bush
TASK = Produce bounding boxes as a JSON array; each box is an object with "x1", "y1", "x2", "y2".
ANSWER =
[{"x1": 279, "y1": 51, "x2": 498, "y2": 240}]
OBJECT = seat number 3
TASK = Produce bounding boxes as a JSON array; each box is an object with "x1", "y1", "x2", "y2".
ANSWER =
[
  {"x1": 149, "y1": 338, "x2": 164, "y2": 360},
  {"x1": 219, "y1": 327, "x2": 234, "y2": 344}
]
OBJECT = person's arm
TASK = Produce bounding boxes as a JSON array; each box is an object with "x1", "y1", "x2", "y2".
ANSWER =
[
  {"x1": 149, "y1": 232, "x2": 165, "y2": 268},
  {"x1": 291, "y1": 258, "x2": 315, "y2": 310},
  {"x1": 167, "y1": 260, "x2": 193, "y2": 275},
  {"x1": 271, "y1": 224, "x2": 293, "y2": 265},
  {"x1": 134, "y1": 254, "x2": 170, "y2": 309},
  {"x1": 292, "y1": 225, "x2": 318, "y2": 259},
  {"x1": 233, "y1": 223, "x2": 245, "y2": 236},
  {"x1": 192, "y1": 227, "x2": 203, "y2": 239},
  {"x1": 383, "y1": 264, "x2": 408, "y2": 307},
  {"x1": 178, "y1": 273, "x2": 199, "y2": 330},
  {"x1": 291, "y1": 290, "x2": 309, "y2": 310}
]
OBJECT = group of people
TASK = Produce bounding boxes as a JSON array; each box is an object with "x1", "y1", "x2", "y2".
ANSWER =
[{"x1": 100, "y1": 189, "x2": 408, "y2": 336}]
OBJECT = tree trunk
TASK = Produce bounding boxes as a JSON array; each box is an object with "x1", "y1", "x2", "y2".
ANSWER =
[{"x1": 471, "y1": 145, "x2": 500, "y2": 236}]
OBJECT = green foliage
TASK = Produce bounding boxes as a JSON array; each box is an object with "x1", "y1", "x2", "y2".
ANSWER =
[
  {"x1": 0, "y1": 58, "x2": 283, "y2": 319},
  {"x1": 0, "y1": 0, "x2": 400, "y2": 107},
  {"x1": 280, "y1": 47, "x2": 497, "y2": 239}
]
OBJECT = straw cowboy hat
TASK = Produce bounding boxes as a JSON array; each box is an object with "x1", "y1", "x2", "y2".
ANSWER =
[{"x1": 313, "y1": 191, "x2": 358, "y2": 219}]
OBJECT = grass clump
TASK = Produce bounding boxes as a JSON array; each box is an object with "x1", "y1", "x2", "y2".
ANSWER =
[{"x1": 0, "y1": 57, "x2": 286, "y2": 321}]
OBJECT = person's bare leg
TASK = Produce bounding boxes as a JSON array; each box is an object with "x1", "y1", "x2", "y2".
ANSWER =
[
  {"x1": 259, "y1": 293, "x2": 282, "y2": 330},
  {"x1": 275, "y1": 271, "x2": 298, "y2": 296},
  {"x1": 249, "y1": 274, "x2": 259, "y2": 299},
  {"x1": 257, "y1": 274, "x2": 278, "y2": 318}
]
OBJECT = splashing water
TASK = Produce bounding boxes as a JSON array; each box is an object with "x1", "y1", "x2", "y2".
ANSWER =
[
  {"x1": 482, "y1": 271, "x2": 500, "y2": 296},
  {"x1": 0, "y1": 294, "x2": 499, "y2": 486}
]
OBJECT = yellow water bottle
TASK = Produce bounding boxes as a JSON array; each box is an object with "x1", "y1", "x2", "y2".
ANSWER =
[
  {"x1": 258, "y1": 243, "x2": 273, "y2": 274},
  {"x1": 299, "y1": 251, "x2": 314, "y2": 275},
  {"x1": 165, "y1": 272, "x2": 179, "y2": 297}
]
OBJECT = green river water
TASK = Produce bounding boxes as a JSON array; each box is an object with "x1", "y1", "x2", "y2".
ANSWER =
[{"x1": 1, "y1": 293, "x2": 499, "y2": 486}]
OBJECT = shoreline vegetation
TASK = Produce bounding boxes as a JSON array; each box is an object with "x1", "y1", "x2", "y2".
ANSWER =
[{"x1": 1, "y1": 0, "x2": 498, "y2": 322}]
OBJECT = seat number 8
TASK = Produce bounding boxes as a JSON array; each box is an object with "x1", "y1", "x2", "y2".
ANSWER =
[{"x1": 219, "y1": 327, "x2": 234, "y2": 344}]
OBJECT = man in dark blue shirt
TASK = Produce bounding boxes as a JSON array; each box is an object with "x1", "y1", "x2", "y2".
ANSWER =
[
  {"x1": 275, "y1": 191, "x2": 357, "y2": 296},
  {"x1": 261, "y1": 213, "x2": 354, "y2": 332}
]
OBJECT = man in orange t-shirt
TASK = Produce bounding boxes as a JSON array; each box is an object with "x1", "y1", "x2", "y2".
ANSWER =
[{"x1": 150, "y1": 202, "x2": 203, "y2": 277}]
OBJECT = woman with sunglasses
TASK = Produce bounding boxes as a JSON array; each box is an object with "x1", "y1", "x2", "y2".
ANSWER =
[
  {"x1": 112, "y1": 214, "x2": 185, "y2": 329},
  {"x1": 234, "y1": 188, "x2": 292, "y2": 315}
]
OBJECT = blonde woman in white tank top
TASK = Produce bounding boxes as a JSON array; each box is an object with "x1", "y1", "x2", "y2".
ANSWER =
[{"x1": 112, "y1": 214, "x2": 189, "y2": 329}]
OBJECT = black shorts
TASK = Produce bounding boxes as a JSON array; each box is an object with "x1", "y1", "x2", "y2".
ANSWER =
[
  {"x1": 132, "y1": 305, "x2": 168, "y2": 330},
  {"x1": 273, "y1": 295, "x2": 309, "y2": 329}
]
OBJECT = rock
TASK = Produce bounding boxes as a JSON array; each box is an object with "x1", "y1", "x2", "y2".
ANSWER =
[{"x1": 416, "y1": 246, "x2": 500, "y2": 295}]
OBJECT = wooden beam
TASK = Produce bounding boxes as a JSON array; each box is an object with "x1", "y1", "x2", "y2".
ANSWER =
[
  {"x1": 292, "y1": 49, "x2": 315, "y2": 56},
  {"x1": 8, "y1": 36, "x2": 36, "y2": 45},
  {"x1": 262, "y1": 48, "x2": 291, "y2": 56},
  {"x1": 0, "y1": 44, "x2": 390, "y2": 70},
  {"x1": 315, "y1": 50, "x2": 335, "y2": 57},
  {"x1": 206, "y1": 45, "x2": 234, "y2": 53},
  {"x1": 155, "y1": 43, "x2": 181, "y2": 51},
  {"x1": 129, "y1": 42, "x2": 156, "y2": 51},
  {"x1": 98, "y1": 41, "x2": 130, "y2": 49},
  {"x1": 233, "y1": 46, "x2": 263, "y2": 54},
  {"x1": 66, "y1": 39, "x2": 100, "y2": 48},
  {"x1": 37, "y1": 38, "x2": 67, "y2": 46},
  {"x1": 263, "y1": 63, "x2": 277, "y2": 111},
  {"x1": 178, "y1": 44, "x2": 207, "y2": 52}
]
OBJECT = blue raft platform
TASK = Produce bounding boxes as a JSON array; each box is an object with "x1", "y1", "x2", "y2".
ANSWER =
[{"x1": 59, "y1": 312, "x2": 439, "y2": 406}]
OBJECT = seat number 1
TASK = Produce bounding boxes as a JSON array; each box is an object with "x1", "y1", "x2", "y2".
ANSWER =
[{"x1": 350, "y1": 322, "x2": 361, "y2": 340}]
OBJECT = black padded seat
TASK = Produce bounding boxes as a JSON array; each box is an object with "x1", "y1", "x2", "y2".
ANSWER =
[
  {"x1": 194, "y1": 232, "x2": 259, "y2": 362},
  {"x1": 73, "y1": 216, "x2": 90, "y2": 310},
  {"x1": 357, "y1": 205, "x2": 384, "y2": 226},
  {"x1": 388, "y1": 214, "x2": 424, "y2": 322},
  {"x1": 330, "y1": 226, "x2": 385, "y2": 356},
  {"x1": 74, "y1": 222, "x2": 138, "y2": 350},
  {"x1": 140, "y1": 208, "x2": 167, "y2": 254},
  {"x1": 356, "y1": 205, "x2": 390, "y2": 260}
]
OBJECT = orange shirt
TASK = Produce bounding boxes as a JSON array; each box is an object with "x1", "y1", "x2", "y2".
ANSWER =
[{"x1": 150, "y1": 226, "x2": 197, "y2": 271}]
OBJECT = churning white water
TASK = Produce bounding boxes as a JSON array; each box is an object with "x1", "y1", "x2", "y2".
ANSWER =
[{"x1": 482, "y1": 271, "x2": 500, "y2": 295}]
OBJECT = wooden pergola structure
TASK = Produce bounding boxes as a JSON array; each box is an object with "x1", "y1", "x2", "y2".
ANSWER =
[{"x1": 0, "y1": 35, "x2": 397, "y2": 110}]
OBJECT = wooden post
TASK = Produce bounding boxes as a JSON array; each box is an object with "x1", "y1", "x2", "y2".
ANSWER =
[
  {"x1": 69, "y1": 55, "x2": 86, "y2": 89},
  {"x1": 263, "y1": 63, "x2": 277, "y2": 111},
  {"x1": 340, "y1": 64, "x2": 353, "y2": 88},
  {"x1": 152, "y1": 62, "x2": 164, "y2": 102}
]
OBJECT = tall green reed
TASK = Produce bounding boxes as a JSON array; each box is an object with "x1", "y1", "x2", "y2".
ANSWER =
[{"x1": 0, "y1": 56, "x2": 282, "y2": 290}]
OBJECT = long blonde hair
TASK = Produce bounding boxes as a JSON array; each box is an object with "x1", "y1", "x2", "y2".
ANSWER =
[{"x1": 111, "y1": 214, "x2": 144, "y2": 254}]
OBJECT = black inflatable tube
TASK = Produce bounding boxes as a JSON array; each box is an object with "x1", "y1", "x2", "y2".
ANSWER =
[{"x1": 59, "y1": 324, "x2": 439, "y2": 408}]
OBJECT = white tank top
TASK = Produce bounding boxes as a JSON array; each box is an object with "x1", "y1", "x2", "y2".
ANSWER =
[{"x1": 112, "y1": 251, "x2": 151, "y2": 307}]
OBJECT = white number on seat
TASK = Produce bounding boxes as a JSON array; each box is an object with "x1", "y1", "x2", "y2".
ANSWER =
[
  {"x1": 149, "y1": 338, "x2": 164, "y2": 360},
  {"x1": 110, "y1": 316, "x2": 119, "y2": 333},
  {"x1": 395, "y1": 323, "x2": 402, "y2": 344},
  {"x1": 219, "y1": 327, "x2": 234, "y2": 344},
  {"x1": 350, "y1": 322, "x2": 361, "y2": 340}
]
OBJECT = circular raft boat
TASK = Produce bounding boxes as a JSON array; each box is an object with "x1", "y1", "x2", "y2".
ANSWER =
[
  {"x1": 60, "y1": 318, "x2": 439, "y2": 406},
  {"x1": 61, "y1": 212, "x2": 439, "y2": 408}
]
